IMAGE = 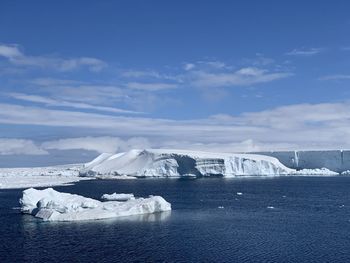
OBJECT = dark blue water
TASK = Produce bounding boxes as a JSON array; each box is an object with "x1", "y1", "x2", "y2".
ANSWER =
[{"x1": 1, "y1": 177, "x2": 350, "y2": 262}]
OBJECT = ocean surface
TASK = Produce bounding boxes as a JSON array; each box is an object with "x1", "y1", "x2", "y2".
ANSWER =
[{"x1": 1, "y1": 176, "x2": 350, "y2": 262}]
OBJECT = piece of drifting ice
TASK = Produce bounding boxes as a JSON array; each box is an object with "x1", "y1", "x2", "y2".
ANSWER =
[
  {"x1": 236, "y1": 192, "x2": 243, "y2": 195},
  {"x1": 101, "y1": 193, "x2": 135, "y2": 201},
  {"x1": 218, "y1": 206, "x2": 224, "y2": 209},
  {"x1": 267, "y1": 206, "x2": 275, "y2": 209},
  {"x1": 20, "y1": 188, "x2": 171, "y2": 221}
]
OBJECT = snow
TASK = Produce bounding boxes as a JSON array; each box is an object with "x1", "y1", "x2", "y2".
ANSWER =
[
  {"x1": 80, "y1": 149, "x2": 296, "y2": 178},
  {"x1": 0, "y1": 175, "x2": 89, "y2": 189},
  {"x1": 20, "y1": 188, "x2": 171, "y2": 221},
  {"x1": 0, "y1": 164, "x2": 90, "y2": 189},
  {"x1": 293, "y1": 168, "x2": 339, "y2": 176},
  {"x1": 101, "y1": 193, "x2": 135, "y2": 201},
  {"x1": 0, "y1": 164, "x2": 82, "y2": 177}
]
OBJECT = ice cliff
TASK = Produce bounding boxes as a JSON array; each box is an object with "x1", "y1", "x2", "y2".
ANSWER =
[{"x1": 80, "y1": 149, "x2": 295, "y2": 178}]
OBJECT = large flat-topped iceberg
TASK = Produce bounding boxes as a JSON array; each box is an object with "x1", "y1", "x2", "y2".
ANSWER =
[
  {"x1": 20, "y1": 188, "x2": 171, "y2": 221},
  {"x1": 80, "y1": 149, "x2": 296, "y2": 178}
]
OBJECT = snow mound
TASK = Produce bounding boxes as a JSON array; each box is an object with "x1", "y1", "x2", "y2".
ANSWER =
[
  {"x1": 80, "y1": 149, "x2": 295, "y2": 177},
  {"x1": 101, "y1": 193, "x2": 135, "y2": 201},
  {"x1": 20, "y1": 188, "x2": 171, "y2": 221},
  {"x1": 293, "y1": 168, "x2": 339, "y2": 176}
]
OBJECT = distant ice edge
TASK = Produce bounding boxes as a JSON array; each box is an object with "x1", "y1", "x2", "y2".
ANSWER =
[
  {"x1": 79, "y1": 149, "x2": 303, "y2": 178},
  {"x1": 20, "y1": 188, "x2": 171, "y2": 221}
]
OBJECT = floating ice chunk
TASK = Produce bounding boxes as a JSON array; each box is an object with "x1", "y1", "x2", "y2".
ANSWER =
[
  {"x1": 293, "y1": 168, "x2": 338, "y2": 176},
  {"x1": 236, "y1": 192, "x2": 243, "y2": 196},
  {"x1": 267, "y1": 206, "x2": 275, "y2": 209},
  {"x1": 20, "y1": 188, "x2": 171, "y2": 221},
  {"x1": 101, "y1": 193, "x2": 135, "y2": 201},
  {"x1": 218, "y1": 206, "x2": 224, "y2": 209}
]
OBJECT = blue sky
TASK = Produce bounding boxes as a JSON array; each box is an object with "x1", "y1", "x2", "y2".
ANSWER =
[{"x1": 1, "y1": 1, "x2": 350, "y2": 166}]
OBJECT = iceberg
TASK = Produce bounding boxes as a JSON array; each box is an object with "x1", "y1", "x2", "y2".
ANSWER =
[
  {"x1": 101, "y1": 193, "x2": 135, "y2": 201},
  {"x1": 20, "y1": 188, "x2": 171, "y2": 221},
  {"x1": 80, "y1": 149, "x2": 295, "y2": 178}
]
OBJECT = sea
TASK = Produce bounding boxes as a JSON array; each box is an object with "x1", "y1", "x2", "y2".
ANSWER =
[{"x1": 1, "y1": 176, "x2": 350, "y2": 262}]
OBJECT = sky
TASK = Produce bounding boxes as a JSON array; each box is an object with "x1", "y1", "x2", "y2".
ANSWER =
[{"x1": 1, "y1": 0, "x2": 350, "y2": 166}]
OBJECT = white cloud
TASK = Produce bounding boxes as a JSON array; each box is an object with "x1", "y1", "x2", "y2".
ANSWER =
[
  {"x1": 30, "y1": 78, "x2": 83, "y2": 86},
  {"x1": 126, "y1": 82, "x2": 177, "y2": 91},
  {"x1": 198, "y1": 61, "x2": 227, "y2": 69},
  {"x1": 0, "y1": 138, "x2": 48, "y2": 155},
  {"x1": 0, "y1": 44, "x2": 22, "y2": 58},
  {"x1": 160, "y1": 139, "x2": 299, "y2": 153},
  {"x1": 1, "y1": 101, "x2": 350, "y2": 151},
  {"x1": 0, "y1": 44, "x2": 107, "y2": 72},
  {"x1": 286, "y1": 48, "x2": 324, "y2": 56},
  {"x1": 242, "y1": 53, "x2": 275, "y2": 66},
  {"x1": 121, "y1": 70, "x2": 174, "y2": 79},
  {"x1": 42, "y1": 136, "x2": 151, "y2": 153},
  {"x1": 191, "y1": 67, "x2": 292, "y2": 88},
  {"x1": 126, "y1": 82, "x2": 178, "y2": 91},
  {"x1": 319, "y1": 74, "x2": 350, "y2": 81},
  {"x1": 8, "y1": 92, "x2": 143, "y2": 114},
  {"x1": 184, "y1": 63, "x2": 195, "y2": 71}
]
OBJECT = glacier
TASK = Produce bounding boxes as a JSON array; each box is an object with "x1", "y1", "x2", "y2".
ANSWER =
[
  {"x1": 80, "y1": 149, "x2": 296, "y2": 178},
  {"x1": 20, "y1": 188, "x2": 171, "y2": 221}
]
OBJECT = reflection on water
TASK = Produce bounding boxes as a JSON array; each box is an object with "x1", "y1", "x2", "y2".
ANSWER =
[{"x1": 21, "y1": 210, "x2": 171, "y2": 226}]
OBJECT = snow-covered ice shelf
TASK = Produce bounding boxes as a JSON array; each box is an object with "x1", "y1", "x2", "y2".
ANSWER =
[
  {"x1": 0, "y1": 164, "x2": 89, "y2": 189},
  {"x1": 0, "y1": 149, "x2": 344, "y2": 190},
  {"x1": 0, "y1": 175, "x2": 90, "y2": 189},
  {"x1": 80, "y1": 149, "x2": 296, "y2": 178},
  {"x1": 20, "y1": 188, "x2": 171, "y2": 221}
]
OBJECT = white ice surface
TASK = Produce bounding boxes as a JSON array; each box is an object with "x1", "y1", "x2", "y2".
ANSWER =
[
  {"x1": 0, "y1": 164, "x2": 89, "y2": 189},
  {"x1": 20, "y1": 188, "x2": 171, "y2": 221},
  {"x1": 0, "y1": 175, "x2": 90, "y2": 189},
  {"x1": 101, "y1": 193, "x2": 135, "y2": 201}
]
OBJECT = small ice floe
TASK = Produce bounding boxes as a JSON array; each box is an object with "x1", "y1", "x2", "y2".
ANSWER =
[
  {"x1": 236, "y1": 192, "x2": 243, "y2": 196},
  {"x1": 218, "y1": 206, "x2": 224, "y2": 209},
  {"x1": 339, "y1": 205, "x2": 345, "y2": 208},
  {"x1": 282, "y1": 195, "x2": 287, "y2": 198},
  {"x1": 267, "y1": 206, "x2": 275, "y2": 209},
  {"x1": 101, "y1": 193, "x2": 135, "y2": 201}
]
